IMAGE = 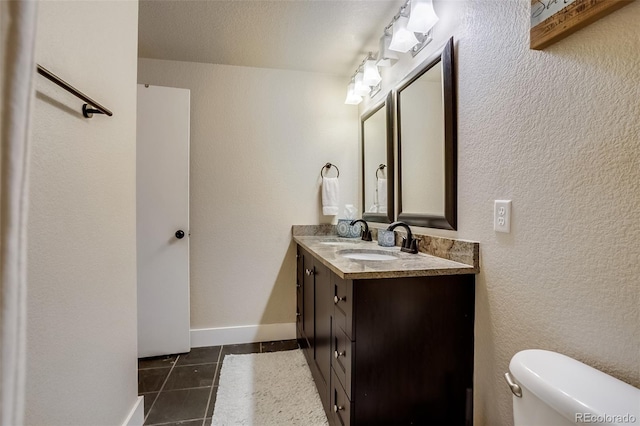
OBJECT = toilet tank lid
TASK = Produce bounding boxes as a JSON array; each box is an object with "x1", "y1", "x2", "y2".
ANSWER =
[{"x1": 510, "y1": 350, "x2": 640, "y2": 424}]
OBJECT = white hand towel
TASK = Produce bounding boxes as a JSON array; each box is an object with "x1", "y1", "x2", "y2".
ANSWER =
[
  {"x1": 377, "y1": 178, "x2": 387, "y2": 213},
  {"x1": 322, "y1": 177, "x2": 339, "y2": 215}
]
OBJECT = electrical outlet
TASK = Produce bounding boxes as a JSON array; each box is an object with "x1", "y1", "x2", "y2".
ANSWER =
[{"x1": 494, "y1": 200, "x2": 512, "y2": 233}]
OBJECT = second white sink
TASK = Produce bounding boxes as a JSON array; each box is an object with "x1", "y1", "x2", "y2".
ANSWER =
[{"x1": 337, "y1": 249, "x2": 398, "y2": 261}]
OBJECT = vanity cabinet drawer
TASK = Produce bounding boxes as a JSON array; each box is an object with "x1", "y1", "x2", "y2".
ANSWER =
[
  {"x1": 333, "y1": 274, "x2": 354, "y2": 340},
  {"x1": 331, "y1": 368, "x2": 353, "y2": 426},
  {"x1": 332, "y1": 321, "x2": 353, "y2": 399}
]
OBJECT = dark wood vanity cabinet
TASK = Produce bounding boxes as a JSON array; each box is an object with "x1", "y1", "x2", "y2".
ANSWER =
[{"x1": 296, "y1": 245, "x2": 475, "y2": 426}]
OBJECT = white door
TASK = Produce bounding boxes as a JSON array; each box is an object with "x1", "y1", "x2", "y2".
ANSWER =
[{"x1": 137, "y1": 84, "x2": 191, "y2": 358}]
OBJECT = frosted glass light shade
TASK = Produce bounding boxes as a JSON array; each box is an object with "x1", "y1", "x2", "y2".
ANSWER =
[
  {"x1": 407, "y1": 0, "x2": 439, "y2": 33},
  {"x1": 389, "y1": 16, "x2": 419, "y2": 53},
  {"x1": 377, "y1": 34, "x2": 398, "y2": 67},
  {"x1": 354, "y1": 72, "x2": 370, "y2": 96},
  {"x1": 344, "y1": 82, "x2": 362, "y2": 105},
  {"x1": 363, "y1": 60, "x2": 382, "y2": 86}
]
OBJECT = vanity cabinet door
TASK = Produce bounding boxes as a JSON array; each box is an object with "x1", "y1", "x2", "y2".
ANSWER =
[
  {"x1": 301, "y1": 248, "x2": 315, "y2": 352},
  {"x1": 296, "y1": 247, "x2": 303, "y2": 334},
  {"x1": 297, "y1": 245, "x2": 331, "y2": 416},
  {"x1": 351, "y1": 275, "x2": 475, "y2": 425}
]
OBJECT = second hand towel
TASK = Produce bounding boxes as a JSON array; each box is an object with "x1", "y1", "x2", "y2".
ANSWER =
[
  {"x1": 377, "y1": 178, "x2": 387, "y2": 214},
  {"x1": 322, "y1": 177, "x2": 339, "y2": 215}
]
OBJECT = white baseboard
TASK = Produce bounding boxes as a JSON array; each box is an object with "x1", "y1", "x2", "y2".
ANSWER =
[
  {"x1": 191, "y1": 323, "x2": 297, "y2": 347},
  {"x1": 122, "y1": 395, "x2": 144, "y2": 426}
]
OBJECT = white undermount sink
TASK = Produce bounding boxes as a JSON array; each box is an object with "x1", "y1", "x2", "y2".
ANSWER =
[
  {"x1": 337, "y1": 249, "x2": 398, "y2": 261},
  {"x1": 319, "y1": 240, "x2": 359, "y2": 246}
]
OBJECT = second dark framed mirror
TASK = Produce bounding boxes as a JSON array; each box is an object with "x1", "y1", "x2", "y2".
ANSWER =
[
  {"x1": 362, "y1": 91, "x2": 394, "y2": 223},
  {"x1": 396, "y1": 37, "x2": 457, "y2": 230}
]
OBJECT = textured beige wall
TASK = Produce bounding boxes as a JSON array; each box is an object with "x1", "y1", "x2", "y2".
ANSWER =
[
  {"x1": 460, "y1": 2, "x2": 640, "y2": 424},
  {"x1": 27, "y1": 1, "x2": 139, "y2": 424},
  {"x1": 368, "y1": 0, "x2": 640, "y2": 425},
  {"x1": 138, "y1": 59, "x2": 358, "y2": 329}
]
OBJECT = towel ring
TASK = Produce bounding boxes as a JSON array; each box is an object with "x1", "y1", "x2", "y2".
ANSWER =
[
  {"x1": 321, "y1": 163, "x2": 340, "y2": 178},
  {"x1": 376, "y1": 164, "x2": 386, "y2": 180}
]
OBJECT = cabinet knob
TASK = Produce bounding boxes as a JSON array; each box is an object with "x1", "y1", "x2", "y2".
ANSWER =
[
  {"x1": 296, "y1": 283, "x2": 301, "y2": 288},
  {"x1": 334, "y1": 350, "x2": 345, "y2": 359},
  {"x1": 334, "y1": 404, "x2": 344, "y2": 413},
  {"x1": 305, "y1": 268, "x2": 314, "y2": 276},
  {"x1": 296, "y1": 312, "x2": 301, "y2": 317},
  {"x1": 334, "y1": 295, "x2": 344, "y2": 304}
]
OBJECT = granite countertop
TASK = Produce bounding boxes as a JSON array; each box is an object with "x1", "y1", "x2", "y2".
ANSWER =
[{"x1": 293, "y1": 235, "x2": 478, "y2": 280}]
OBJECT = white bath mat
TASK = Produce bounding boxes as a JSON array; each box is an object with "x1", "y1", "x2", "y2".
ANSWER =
[{"x1": 212, "y1": 349, "x2": 328, "y2": 426}]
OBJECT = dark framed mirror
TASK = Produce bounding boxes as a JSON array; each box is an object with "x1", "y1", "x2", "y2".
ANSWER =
[
  {"x1": 396, "y1": 37, "x2": 456, "y2": 230},
  {"x1": 362, "y1": 92, "x2": 394, "y2": 223}
]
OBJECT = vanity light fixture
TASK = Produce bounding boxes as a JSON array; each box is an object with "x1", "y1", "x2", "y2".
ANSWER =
[
  {"x1": 344, "y1": 0, "x2": 438, "y2": 105},
  {"x1": 344, "y1": 81, "x2": 363, "y2": 105},
  {"x1": 407, "y1": 0, "x2": 439, "y2": 33},
  {"x1": 389, "y1": 16, "x2": 419, "y2": 53}
]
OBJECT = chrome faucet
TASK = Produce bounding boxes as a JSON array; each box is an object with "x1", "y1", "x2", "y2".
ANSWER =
[
  {"x1": 387, "y1": 221, "x2": 419, "y2": 253},
  {"x1": 350, "y1": 219, "x2": 372, "y2": 241}
]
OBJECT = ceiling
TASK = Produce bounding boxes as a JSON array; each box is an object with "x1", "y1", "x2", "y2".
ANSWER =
[{"x1": 138, "y1": 0, "x2": 405, "y2": 77}]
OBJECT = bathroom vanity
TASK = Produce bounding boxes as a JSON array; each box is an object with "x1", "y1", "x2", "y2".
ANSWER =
[{"x1": 293, "y1": 234, "x2": 478, "y2": 426}]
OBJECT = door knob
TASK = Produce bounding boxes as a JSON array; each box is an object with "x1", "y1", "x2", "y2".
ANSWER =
[{"x1": 175, "y1": 230, "x2": 185, "y2": 239}]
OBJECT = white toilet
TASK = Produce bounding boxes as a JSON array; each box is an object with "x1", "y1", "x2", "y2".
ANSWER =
[{"x1": 505, "y1": 349, "x2": 640, "y2": 426}]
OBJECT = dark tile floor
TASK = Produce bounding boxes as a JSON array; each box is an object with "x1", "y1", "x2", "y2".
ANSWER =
[{"x1": 138, "y1": 340, "x2": 299, "y2": 426}]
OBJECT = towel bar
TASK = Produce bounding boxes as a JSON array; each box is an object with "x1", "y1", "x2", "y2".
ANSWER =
[
  {"x1": 321, "y1": 163, "x2": 340, "y2": 178},
  {"x1": 36, "y1": 64, "x2": 113, "y2": 118}
]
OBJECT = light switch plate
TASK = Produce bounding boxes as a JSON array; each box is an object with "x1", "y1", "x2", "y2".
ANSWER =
[{"x1": 494, "y1": 200, "x2": 512, "y2": 233}]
